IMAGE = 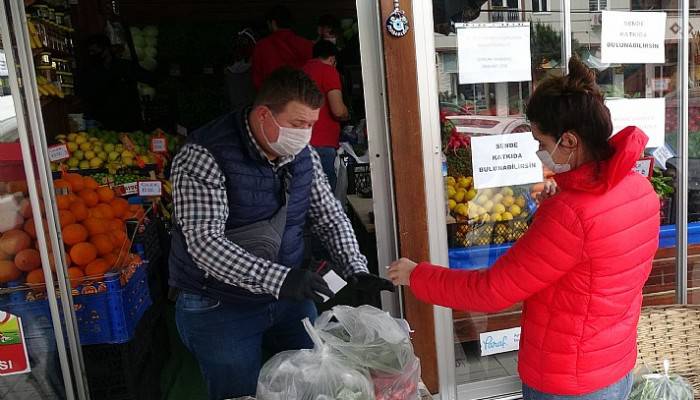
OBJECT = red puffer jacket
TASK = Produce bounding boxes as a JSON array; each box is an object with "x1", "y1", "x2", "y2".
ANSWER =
[{"x1": 410, "y1": 126, "x2": 660, "y2": 395}]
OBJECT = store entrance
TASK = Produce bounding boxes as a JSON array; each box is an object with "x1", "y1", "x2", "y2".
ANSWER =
[{"x1": 0, "y1": 0, "x2": 393, "y2": 399}]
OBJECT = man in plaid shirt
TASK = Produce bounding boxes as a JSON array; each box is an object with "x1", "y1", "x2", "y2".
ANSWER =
[{"x1": 168, "y1": 68, "x2": 392, "y2": 399}]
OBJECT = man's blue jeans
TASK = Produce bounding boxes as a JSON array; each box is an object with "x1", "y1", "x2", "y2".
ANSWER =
[
  {"x1": 175, "y1": 292, "x2": 317, "y2": 399},
  {"x1": 522, "y1": 372, "x2": 633, "y2": 400},
  {"x1": 314, "y1": 146, "x2": 337, "y2": 192}
]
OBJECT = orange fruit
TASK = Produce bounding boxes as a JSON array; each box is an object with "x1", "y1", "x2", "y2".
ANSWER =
[
  {"x1": 25, "y1": 268, "x2": 46, "y2": 285},
  {"x1": 97, "y1": 187, "x2": 115, "y2": 203},
  {"x1": 83, "y1": 218, "x2": 107, "y2": 236},
  {"x1": 19, "y1": 198, "x2": 32, "y2": 219},
  {"x1": 67, "y1": 267, "x2": 85, "y2": 288},
  {"x1": 88, "y1": 208, "x2": 103, "y2": 218},
  {"x1": 107, "y1": 219, "x2": 124, "y2": 232},
  {"x1": 0, "y1": 260, "x2": 22, "y2": 283},
  {"x1": 0, "y1": 248, "x2": 11, "y2": 261},
  {"x1": 24, "y1": 218, "x2": 37, "y2": 239},
  {"x1": 95, "y1": 203, "x2": 114, "y2": 219},
  {"x1": 56, "y1": 195, "x2": 72, "y2": 210},
  {"x1": 90, "y1": 234, "x2": 114, "y2": 256},
  {"x1": 110, "y1": 230, "x2": 128, "y2": 248},
  {"x1": 103, "y1": 252, "x2": 118, "y2": 268},
  {"x1": 78, "y1": 189, "x2": 99, "y2": 207},
  {"x1": 70, "y1": 243, "x2": 97, "y2": 266},
  {"x1": 0, "y1": 230, "x2": 32, "y2": 255},
  {"x1": 62, "y1": 224, "x2": 88, "y2": 246},
  {"x1": 109, "y1": 198, "x2": 129, "y2": 218},
  {"x1": 85, "y1": 258, "x2": 111, "y2": 277},
  {"x1": 14, "y1": 248, "x2": 41, "y2": 271},
  {"x1": 69, "y1": 201, "x2": 89, "y2": 222},
  {"x1": 58, "y1": 210, "x2": 76, "y2": 228},
  {"x1": 64, "y1": 173, "x2": 84, "y2": 192},
  {"x1": 83, "y1": 176, "x2": 99, "y2": 190},
  {"x1": 7, "y1": 181, "x2": 29, "y2": 195},
  {"x1": 53, "y1": 179, "x2": 72, "y2": 193}
]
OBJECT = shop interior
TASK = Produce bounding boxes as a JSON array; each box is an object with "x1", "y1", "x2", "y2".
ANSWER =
[{"x1": 0, "y1": 0, "x2": 388, "y2": 399}]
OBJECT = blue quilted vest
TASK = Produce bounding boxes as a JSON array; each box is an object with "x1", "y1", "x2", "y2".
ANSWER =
[{"x1": 168, "y1": 110, "x2": 314, "y2": 303}]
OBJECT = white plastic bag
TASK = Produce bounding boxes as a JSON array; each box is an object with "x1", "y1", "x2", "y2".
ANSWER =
[
  {"x1": 315, "y1": 306, "x2": 421, "y2": 400},
  {"x1": 629, "y1": 360, "x2": 695, "y2": 400},
  {"x1": 256, "y1": 318, "x2": 374, "y2": 400}
]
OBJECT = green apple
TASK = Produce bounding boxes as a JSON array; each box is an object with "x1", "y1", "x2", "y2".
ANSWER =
[{"x1": 67, "y1": 157, "x2": 79, "y2": 168}]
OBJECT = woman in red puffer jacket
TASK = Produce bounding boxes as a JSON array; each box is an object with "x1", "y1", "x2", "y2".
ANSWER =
[{"x1": 388, "y1": 57, "x2": 660, "y2": 400}]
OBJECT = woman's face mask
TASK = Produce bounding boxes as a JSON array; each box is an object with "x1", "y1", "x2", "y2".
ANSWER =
[{"x1": 536, "y1": 136, "x2": 573, "y2": 174}]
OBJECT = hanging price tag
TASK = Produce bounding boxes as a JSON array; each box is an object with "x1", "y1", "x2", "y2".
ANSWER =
[
  {"x1": 633, "y1": 157, "x2": 654, "y2": 179},
  {"x1": 0, "y1": 311, "x2": 31, "y2": 376},
  {"x1": 121, "y1": 182, "x2": 138, "y2": 196},
  {"x1": 47, "y1": 144, "x2": 70, "y2": 162},
  {"x1": 150, "y1": 137, "x2": 167, "y2": 153},
  {"x1": 138, "y1": 180, "x2": 162, "y2": 197}
]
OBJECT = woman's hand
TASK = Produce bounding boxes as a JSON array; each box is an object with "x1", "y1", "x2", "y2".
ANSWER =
[{"x1": 387, "y1": 258, "x2": 418, "y2": 286}]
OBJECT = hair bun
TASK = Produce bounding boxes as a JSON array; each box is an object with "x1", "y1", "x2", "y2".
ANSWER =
[{"x1": 563, "y1": 56, "x2": 602, "y2": 99}]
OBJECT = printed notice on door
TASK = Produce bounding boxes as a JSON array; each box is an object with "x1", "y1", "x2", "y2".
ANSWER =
[
  {"x1": 471, "y1": 132, "x2": 543, "y2": 190},
  {"x1": 601, "y1": 11, "x2": 666, "y2": 64},
  {"x1": 606, "y1": 98, "x2": 665, "y2": 148},
  {"x1": 480, "y1": 327, "x2": 521, "y2": 356},
  {"x1": 457, "y1": 23, "x2": 532, "y2": 84}
]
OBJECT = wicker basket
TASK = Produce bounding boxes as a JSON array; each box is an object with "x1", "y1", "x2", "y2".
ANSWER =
[{"x1": 636, "y1": 305, "x2": 700, "y2": 398}]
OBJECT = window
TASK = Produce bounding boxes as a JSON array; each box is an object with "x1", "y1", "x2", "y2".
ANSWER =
[
  {"x1": 589, "y1": 0, "x2": 608, "y2": 11},
  {"x1": 533, "y1": 0, "x2": 549, "y2": 12}
]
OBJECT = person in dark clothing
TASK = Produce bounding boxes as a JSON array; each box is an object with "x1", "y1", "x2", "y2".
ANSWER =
[{"x1": 78, "y1": 34, "x2": 155, "y2": 131}]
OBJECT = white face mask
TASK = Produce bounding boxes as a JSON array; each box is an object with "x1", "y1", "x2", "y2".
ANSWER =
[
  {"x1": 536, "y1": 137, "x2": 573, "y2": 174},
  {"x1": 262, "y1": 113, "x2": 312, "y2": 157}
]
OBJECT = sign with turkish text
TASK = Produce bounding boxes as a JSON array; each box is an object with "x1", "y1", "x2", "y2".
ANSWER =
[
  {"x1": 471, "y1": 132, "x2": 543, "y2": 189},
  {"x1": 138, "y1": 180, "x2": 162, "y2": 197},
  {"x1": 457, "y1": 22, "x2": 532, "y2": 84},
  {"x1": 601, "y1": 11, "x2": 666, "y2": 64},
  {"x1": 0, "y1": 311, "x2": 31, "y2": 376},
  {"x1": 634, "y1": 157, "x2": 654, "y2": 179},
  {"x1": 150, "y1": 137, "x2": 167, "y2": 153},
  {"x1": 48, "y1": 144, "x2": 70, "y2": 162},
  {"x1": 480, "y1": 326, "x2": 521, "y2": 356},
  {"x1": 606, "y1": 98, "x2": 665, "y2": 149}
]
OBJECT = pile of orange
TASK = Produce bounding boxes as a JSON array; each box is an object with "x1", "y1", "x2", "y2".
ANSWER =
[{"x1": 0, "y1": 173, "x2": 144, "y2": 287}]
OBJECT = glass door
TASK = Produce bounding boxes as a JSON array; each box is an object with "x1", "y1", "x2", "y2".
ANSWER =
[{"x1": 0, "y1": 0, "x2": 87, "y2": 398}]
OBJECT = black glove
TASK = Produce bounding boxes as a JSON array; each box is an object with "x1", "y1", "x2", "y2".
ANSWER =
[
  {"x1": 279, "y1": 269, "x2": 334, "y2": 303},
  {"x1": 350, "y1": 272, "x2": 395, "y2": 293}
]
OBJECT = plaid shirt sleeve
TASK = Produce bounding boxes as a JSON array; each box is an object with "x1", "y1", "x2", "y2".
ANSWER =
[
  {"x1": 307, "y1": 147, "x2": 369, "y2": 277},
  {"x1": 171, "y1": 144, "x2": 291, "y2": 297}
]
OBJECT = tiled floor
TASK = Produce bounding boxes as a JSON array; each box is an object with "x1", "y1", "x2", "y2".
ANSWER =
[{"x1": 454, "y1": 341, "x2": 518, "y2": 384}]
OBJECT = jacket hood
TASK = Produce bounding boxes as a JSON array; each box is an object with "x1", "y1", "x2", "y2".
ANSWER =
[{"x1": 555, "y1": 126, "x2": 648, "y2": 194}]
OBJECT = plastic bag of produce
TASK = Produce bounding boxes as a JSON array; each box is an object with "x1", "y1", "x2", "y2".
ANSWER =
[
  {"x1": 256, "y1": 318, "x2": 374, "y2": 400},
  {"x1": 315, "y1": 305, "x2": 421, "y2": 400},
  {"x1": 629, "y1": 360, "x2": 695, "y2": 400}
]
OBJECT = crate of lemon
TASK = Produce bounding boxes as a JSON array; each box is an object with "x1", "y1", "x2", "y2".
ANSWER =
[{"x1": 445, "y1": 176, "x2": 532, "y2": 248}]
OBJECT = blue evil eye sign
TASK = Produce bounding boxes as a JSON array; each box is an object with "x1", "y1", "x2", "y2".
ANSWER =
[{"x1": 386, "y1": 9, "x2": 409, "y2": 37}]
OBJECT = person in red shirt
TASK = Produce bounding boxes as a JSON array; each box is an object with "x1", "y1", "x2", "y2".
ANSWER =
[
  {"x1": 251, "y1": 5, "x2": 313, "y2": 88},
  {"x1": 302, "y1": 40, "x2": 349, "y2": 190}
]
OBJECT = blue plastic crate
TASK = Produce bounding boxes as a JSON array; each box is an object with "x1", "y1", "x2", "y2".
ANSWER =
[{"x1": 0, "y1": 263, "x2": 151, "y2": 345}]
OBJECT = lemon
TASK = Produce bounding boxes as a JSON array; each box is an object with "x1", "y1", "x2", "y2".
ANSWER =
[
  {"x1": 98, "y1": 151, "x2": 108, "y2": 161},
  {"x1": 502, "y1": 212, "x2": 514, "y2": 221},
  {"x1": 502, "y1": 195, "x2": 515, "y2": 207},
  {"x1": 464, "y1": 176, "x2": 473, "y2": 187},
  {"x1": 122, "y1": 157, "x2": 134, "y2": 167},
  {"x1": 79, "y1": 142, "x2": 92, "y2": 151},
  {"x1": 67, "y1": 133, "x2": 78, "y2": 141},
  {"x1": 516, "y1": 196, "x2": 526, "y2": 208},
  {"x1": 501, "y1": 187, "x2": 514, "y2": 197},
  {"x1": 455, "y1": 189, "x2": 466, "y2": 203},
  {"x1": 447, "y1": 186, "x2": 457, "y2": 199},
  {"x1": 79, "y1": 160, "x2": 90, "y2": 169},
  {"x1": 74, "y1": 150, "x2": 84, "y2": 160},
  {"x1": 93, "y1": 146, "x2": 103, "y2": 154},
  {"x1": 115, "y1": 144, "x2": 124, "y2": 153},
  {"x1": 509, "y1": 204, "x2": 522, "y2": 217},
  {"x1": 490, "y1": 213, "x2": 503, "y2": 222},
  {"x1": 121, "y1": 150, "x2": 135, "y2": 159},
  {"x1": 457, "y1": 177, "x2": 469, "y2": 188},
  {"x1": 456, "y1": 203, "x2": 469, "y2": 216},
  {"x1": 493, "y1": 203, "x2": 506, "y2": 214},
  {"x1": 67, "y1": 157, "x2": 79, "y2": 168},
  {"x1": 75, "y1": 136, "x2": 87, "y2": 145},
  {"x1": 67, "y1": 142, "x2": 78, "y2": 152},
  {"x1": 448, "y1": 199, "x2": 457, "y2": 210},
  {"x1": 483, "y1": 200, "x2": 494, "y2": 212},
  {"x1": 492, "y1": 193, "x2": 504, "y2": 204},
  {"x1": 84, "y1": 150, "x2": 96, "y2": 160},
  {"x1": 480, "y1": 213, "x2": 491, "y2": 223},
  {"x1": 89, "y1": 137, "x2": 100, "y2": 142},
  {"x1": 108, "y1": 151, "x2": 120, "y2": 161},
  {"x1": 89, "y1": 157, "x2": 103, "y2": 168}
]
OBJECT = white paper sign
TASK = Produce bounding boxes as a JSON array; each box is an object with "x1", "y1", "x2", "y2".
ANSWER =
[
  {"x1": 633, "y1": 158, "x2": 654, "y2": 178},
  {"x1": 318, "y1": 270, "x2": 347, "y2": 302},
  {"x1": 47, "y1": 144, "x2": 70, "y2": 161},
  {"x1": 601, "y1": 11, "x2": 666, "y2": 64},
  {"x1": 471, "y1": 132, "x2": 543, "y2": 190},
  {"x1": 480, "y1": 326, "x2": 521, "y2": 356},
  {"x1": 606, "y1": 98, "x2": 665, "y2": 148},
  {"x1": 652, "y1": 144, "x2": 675, "y2": 170},
  {"x1": 150, "y1": 137, "x2": 167, "y2": 153},
  {"x1": 138, "y1": 180, "x2": 162, "y2": 197},
  {"x1": 457, "y1": 23, "x2": 532, "y2": 84},
  {"x1": 121, "y1": 182, "x2": 138, "y2": 196}
]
